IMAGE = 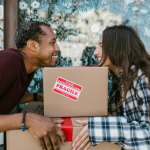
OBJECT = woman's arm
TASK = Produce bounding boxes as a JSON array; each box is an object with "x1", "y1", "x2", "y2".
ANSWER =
[
  {"x1": 73, "y1": 76, "x2": 150, "y2": 150},
  {"x1": 89, "y1": 76, "x2": 150, "y2": 150},
  {"x1": 73, "y1": 115, "x2": 150, "y2": 150}
]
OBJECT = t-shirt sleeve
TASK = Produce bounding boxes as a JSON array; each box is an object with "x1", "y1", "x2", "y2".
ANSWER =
[{"x1": 0, "y1": 52, "x2": 19, "y2": 97}]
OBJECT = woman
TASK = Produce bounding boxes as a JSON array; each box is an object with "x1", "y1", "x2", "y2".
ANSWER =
[{"x1": 72, "y1": 25, "x2": 150, "y2": 150}]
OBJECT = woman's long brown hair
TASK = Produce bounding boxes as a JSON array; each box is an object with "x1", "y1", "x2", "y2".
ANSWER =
[{"x1": 100, "y1": 25, "x2": 150, "y2": 110}]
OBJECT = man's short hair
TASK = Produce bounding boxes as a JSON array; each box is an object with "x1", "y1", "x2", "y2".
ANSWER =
[{"x1": 14, "y1": 21, "x2": 50, "y2": 50}]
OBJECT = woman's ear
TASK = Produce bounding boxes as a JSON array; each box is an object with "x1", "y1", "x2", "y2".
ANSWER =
[{"x1": 26, "y1": 39, "x2": 39, "y2": 52}]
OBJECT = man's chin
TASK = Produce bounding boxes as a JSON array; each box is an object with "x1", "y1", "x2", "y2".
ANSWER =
[
  {"x1": 44, "y1": 60, "x2": 56, "y2": 67},
  {"x1": 49, "y1": 63, "x2": 56, "y2": 67}
]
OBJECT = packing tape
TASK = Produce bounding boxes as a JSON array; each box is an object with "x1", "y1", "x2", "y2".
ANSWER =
[{"x1": 61, "y1": 117, "x2": 73, "y2": 142}]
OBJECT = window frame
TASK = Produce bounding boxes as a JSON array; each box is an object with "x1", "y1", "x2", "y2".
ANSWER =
[{"x1": 4, "y1": 1, "x2": 18, "y2": 149}]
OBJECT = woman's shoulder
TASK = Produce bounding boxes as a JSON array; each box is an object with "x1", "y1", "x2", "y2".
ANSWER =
[{"x1": 133, "y1": 69, "x2": 149, "y2": 88}]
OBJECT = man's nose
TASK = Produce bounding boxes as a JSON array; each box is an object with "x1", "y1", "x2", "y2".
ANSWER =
[{"x1": 55, "y1": 43, "x2": 60, "y2": 52}]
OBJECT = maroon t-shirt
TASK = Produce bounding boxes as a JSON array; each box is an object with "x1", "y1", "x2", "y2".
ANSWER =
[{"x1": 0, "y1": 48, "x2": 34, "y2": 114}]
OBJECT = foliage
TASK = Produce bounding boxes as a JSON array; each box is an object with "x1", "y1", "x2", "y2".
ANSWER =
[{"x1": 80, "y1": 46, "x2": 98, "y2": 66}]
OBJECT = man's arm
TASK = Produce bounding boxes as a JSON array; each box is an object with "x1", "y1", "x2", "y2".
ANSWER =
[
  {"x1": 0, "y1": 113, "x2": 66, "y2": 150},
  {"x1": 19, "y1": 93, "x2": 43, "y2": 104}
]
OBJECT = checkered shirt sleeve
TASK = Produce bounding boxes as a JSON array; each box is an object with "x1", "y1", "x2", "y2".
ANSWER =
[{"x1": 88, "y1": 72, "x2": 150, "y2": 150}]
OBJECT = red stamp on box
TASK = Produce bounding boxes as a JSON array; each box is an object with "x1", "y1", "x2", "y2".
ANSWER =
[{"x1": 52, "y1": 77, "x2": 83, "y2": 101}]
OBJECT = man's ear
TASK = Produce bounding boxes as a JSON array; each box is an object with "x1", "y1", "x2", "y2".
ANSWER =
[{"x1": 26, "y1": 40, "x2": 39, "y2": 52}]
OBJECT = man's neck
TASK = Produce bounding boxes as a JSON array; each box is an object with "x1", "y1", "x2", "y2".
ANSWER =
[{"x1": 22, "y1": 52, "x2": 40, "y2": 74}]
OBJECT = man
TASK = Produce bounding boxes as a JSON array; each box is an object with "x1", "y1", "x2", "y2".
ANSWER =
[{"x1": 0, "y1": 21, "x2": 66, "y2": 150}]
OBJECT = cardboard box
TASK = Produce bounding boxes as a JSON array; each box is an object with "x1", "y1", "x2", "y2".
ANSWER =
[
  {"x1": 43, "y1": 67, "x2": 108, "y2": 117},
  {"x1": 7, "y1": 121, "x2": 121, "y2": 150},
  {"x1": 7, "y1": 102, "x2": 121, "y2": 150}
]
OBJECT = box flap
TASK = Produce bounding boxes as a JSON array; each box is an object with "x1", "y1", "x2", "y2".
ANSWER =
[{"x1": 22, "y1": 102, "x2": 44, "y2": 115}]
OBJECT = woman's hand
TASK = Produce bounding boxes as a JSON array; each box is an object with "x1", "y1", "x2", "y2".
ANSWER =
[{"x1": 72, "y1": 119, "x2": 91, "y2": 150}]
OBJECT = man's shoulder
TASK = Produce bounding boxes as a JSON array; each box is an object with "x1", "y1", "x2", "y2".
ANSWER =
[
  {"x1": 0, "y1": 48, "x2": 23, "y2": 62},
  {"x1": 0, "y1": 48, "x2": 22, "y2": 57},
  {"x1": 0, "y1": 48, "x2": 24, "y2": 69}
]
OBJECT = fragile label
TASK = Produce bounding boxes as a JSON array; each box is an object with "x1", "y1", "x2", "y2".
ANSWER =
[{"x1": 53, "y1": 77, "x2": 83, "y2": 101}]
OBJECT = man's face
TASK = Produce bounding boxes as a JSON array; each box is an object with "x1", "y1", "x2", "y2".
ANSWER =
[{"x1": 36, "y1": 25, "x2": 60, "y2": 67}]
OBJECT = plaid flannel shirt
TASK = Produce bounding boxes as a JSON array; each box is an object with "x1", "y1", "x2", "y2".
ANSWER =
[{"x1": 88, "y1": 69, "x2": 150, "y2": 150}]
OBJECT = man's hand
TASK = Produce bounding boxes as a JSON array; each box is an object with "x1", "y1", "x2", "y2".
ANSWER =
[
  {"x1": 19, "y1": 93, "x2": 44, "y2": 104},
  {"x1": 72, "y1": 119, "x2": 91, "y2": 150},
  {"x1": 26, "y1": 113, "x2": 66, "y2": 150},
  {"x1": 37, "y1": 93, "x2": 43, "y2": 102}
]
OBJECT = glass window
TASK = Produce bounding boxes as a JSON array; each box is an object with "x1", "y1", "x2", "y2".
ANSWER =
[{"x1": 18, "y1": 0, "x2": 150, "y2": 93}]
